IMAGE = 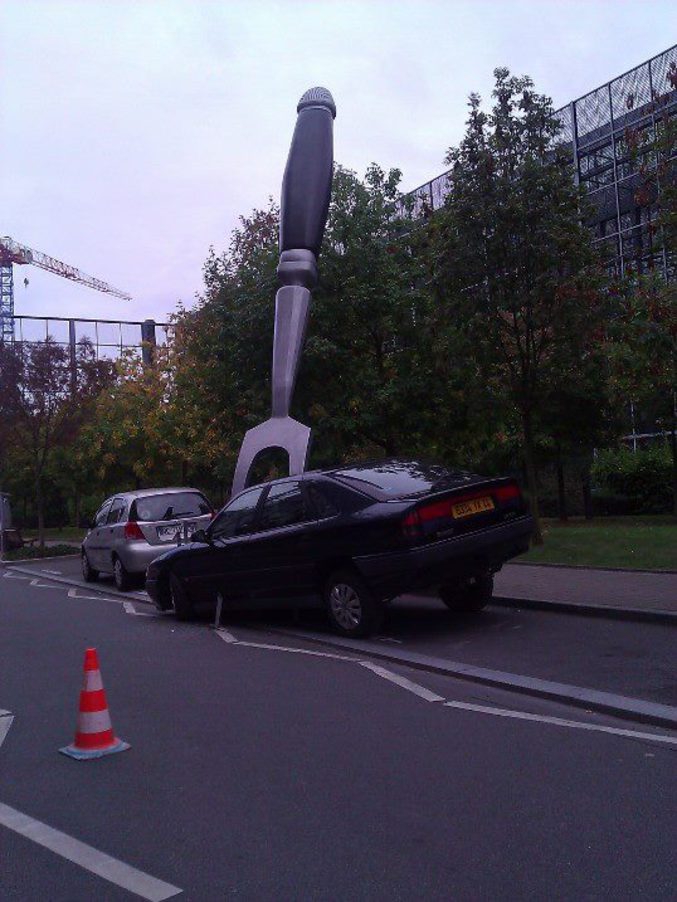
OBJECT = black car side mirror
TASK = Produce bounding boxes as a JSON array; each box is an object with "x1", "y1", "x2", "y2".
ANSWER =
[{"x1": 192, "y1": 528, "x2": 211, "y2": 544}]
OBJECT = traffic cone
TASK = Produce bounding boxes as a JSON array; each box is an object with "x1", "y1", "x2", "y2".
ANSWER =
[{"x1": 59, "y1": 647, "x2": 130, "y2": 760}]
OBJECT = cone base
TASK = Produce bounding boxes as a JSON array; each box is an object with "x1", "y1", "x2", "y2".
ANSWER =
[{"x1": 59, "y1": 738, "x2": 130, "y2": 760}]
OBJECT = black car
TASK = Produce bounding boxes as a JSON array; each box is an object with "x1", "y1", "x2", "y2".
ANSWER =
[{"x1": 145, "y1": 459, "x2": 534, "y2": 637}]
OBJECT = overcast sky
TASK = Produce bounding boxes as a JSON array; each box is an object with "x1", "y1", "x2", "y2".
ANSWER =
[{"x1": 1, "y1": 1, "x2": 675, "y2": 329}]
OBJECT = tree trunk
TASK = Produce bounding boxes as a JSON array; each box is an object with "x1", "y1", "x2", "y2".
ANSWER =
[
  {"x1": 582, "y1": 469, "x2": 594, "y2": 521},
  {"x1": 670, "y1": 392, "x2": 677, "y2": 519},
  {"x1": 35, "y1": 475, "x2": 45, "y2": 549},
  {"x1": 521, "y1": 410, "x2": 543, "y2": 545},
  {"x1": 74, "y1": 490, "x2": 81, "y2": 529},
  {"x1": 556, "y1": 446, "x2": 567, "y2": 522}
]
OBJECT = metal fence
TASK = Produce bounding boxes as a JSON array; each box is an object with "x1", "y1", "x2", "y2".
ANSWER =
[
  {"x1": 401, "y1": 44, "x2": 677, "y2": 279},
  {"x1": 6, "y1": 316, "x2": 171, "y2": 364}
]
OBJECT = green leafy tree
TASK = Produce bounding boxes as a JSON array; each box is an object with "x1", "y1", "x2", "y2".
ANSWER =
[
  {"x1": 0, "y1": 339, "x2": 113, "y2": 545},
  {"x1": 429, "y1": 68, "x2": 609, "y2": 542}
]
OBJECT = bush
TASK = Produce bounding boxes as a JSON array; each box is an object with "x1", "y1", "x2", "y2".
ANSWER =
[
  {"x1": 4, "y1": 543, "x2": 80, "y2": 561},
  {"x1": 592, "y1": 445, "x2": 673, "y2": 514}
]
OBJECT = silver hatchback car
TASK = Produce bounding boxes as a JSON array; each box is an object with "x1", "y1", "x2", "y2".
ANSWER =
[{"x1": 81, "y1": 488, "x2": 214, "y2": 590}]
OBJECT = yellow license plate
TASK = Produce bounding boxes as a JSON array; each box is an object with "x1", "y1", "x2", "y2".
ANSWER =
[{"x1": 451, "y1": 496, "x2": 495, "y2": 519}]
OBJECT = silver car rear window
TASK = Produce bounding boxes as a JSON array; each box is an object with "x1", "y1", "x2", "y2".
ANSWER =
[{"x1": 130, "y1": 492, "x2": 212, "y2": 522}]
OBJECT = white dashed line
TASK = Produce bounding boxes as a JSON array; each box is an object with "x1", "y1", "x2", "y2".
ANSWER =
[
  {"x1": 29, "y1": 578, "x2": 60, "y2": 589},
  {"x1": 0, "y1": 802, "x2": 182, "y2": 900},
  {"x1": 2, "y1": 571, "x2": 29, "y2": 580}
]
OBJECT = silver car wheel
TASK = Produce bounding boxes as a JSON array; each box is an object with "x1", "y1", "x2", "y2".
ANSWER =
[{"x1": 329, "y1": 583, "x2": 362, "y2": 631}]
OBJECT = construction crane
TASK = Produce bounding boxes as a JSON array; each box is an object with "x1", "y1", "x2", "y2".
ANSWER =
[{"x1": 0, "y1": 236, "x2": 131, "y2": 341}]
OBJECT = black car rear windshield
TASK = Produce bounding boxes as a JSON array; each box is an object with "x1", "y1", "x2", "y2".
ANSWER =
[
  {"x1": 130, "y1": 492, "x2": 212, "y2": 522},
  {"x1": 331, "y1": 461, "x2": 475, "y2": 499}
]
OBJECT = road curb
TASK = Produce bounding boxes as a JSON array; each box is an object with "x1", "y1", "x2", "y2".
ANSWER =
[
  {"x1": 4, "y1": 565, "x2": 152, "y2": 605},
  {"x1": 491, "y1": 595, "x2": 677, "y2": 625},
  {"x1": 255, "y1": 626, "x2": 677, "y2": 730},
  {"x1": 512, "y1": 561, "x2": 677, "y2": 575}
]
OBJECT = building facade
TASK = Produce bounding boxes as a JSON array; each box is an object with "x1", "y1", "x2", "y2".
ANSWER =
[{"x1": 402, "y1": 44, "x2": 677, "y2": 280}]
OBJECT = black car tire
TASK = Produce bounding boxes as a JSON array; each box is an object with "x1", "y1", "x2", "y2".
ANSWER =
[
  {"x1": 81, "y1": 551, "x2": 99, "y2": 582},
  {"x1": 113, "y1": 555, "x2": 133, "y2": 592},
  {"x1": 324, "y1": 568, "x2": 383, "y2": 638},
  {"x1": 170, "y1": 572, "x2": 194, "y2": 621},
  {"x1": 439, "y1": 574, "x2": 493, "y2": 613}
]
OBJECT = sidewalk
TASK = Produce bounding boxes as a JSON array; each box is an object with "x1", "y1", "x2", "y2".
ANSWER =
[{"x1": 493, "y1": 563, "x2": 677, "y2": 622}]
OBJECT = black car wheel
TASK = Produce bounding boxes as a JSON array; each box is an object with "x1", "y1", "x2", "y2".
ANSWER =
[
  {"x1": 81, "y1": 551, "x2": 98, "y2": 582},
  {"x1": 113, "y1": 556, "x2": 133, "y2": 592},
  {"x1": 439, "y1": 573, "x2": 494, "y2": 613},
  {"x1": 170, "y1": 572, "x2": 194, "y2": 621},
  {"x1": 324, "y1": 569, "x2": 383, "y2": 638}
]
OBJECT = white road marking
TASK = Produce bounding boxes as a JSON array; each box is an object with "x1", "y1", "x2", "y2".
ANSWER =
[
  {"x1": 29, "y1": 578, "x2": 60, "y2": 589},
  {"x1": 68, "y1": 588, "x2": 120, "y2": 603},
  {"x1": 0, "y1": 802, "x2": 182, "y2": 900},
  {"x1": 122, "y1": 602, "x2": 156, "y2": 617},
  {"x1": 215, "y1": 629, "x2": 239, "y2": 644},
  {"x1": 236, "y1": 639, "x2": 356, "y2": 662},
  {"x1": 39, "y1": 569, "x2": 62, "y2": 575},
  {"x1": 359, "y1": 662, "x2": 446, "y2": 702},
  {"x1": 375, "y1": 636, "x2": 403, "y2": 644},
  {"x1": 2, "y1": 571, "x2": 29, "y2": 580},
  {"x1": 0, "y1": 713, "x2": 13, "y2": 750},
  {"x1": 443, "y1": 700, "x2": 677, "y2": 746}
]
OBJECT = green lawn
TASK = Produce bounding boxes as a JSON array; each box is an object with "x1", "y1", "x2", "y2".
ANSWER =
[
  {"x1": 519, "y1": 516, "x2": 677, "y2": 571},
  {"x1": 10, "y1": 518, "x2": 677, "y2": 571}
]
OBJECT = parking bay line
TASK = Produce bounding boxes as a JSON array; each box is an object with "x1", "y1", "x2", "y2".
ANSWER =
[
  {"x1": 217, "y1": 629, "x2": 677, "y2": 748},
  {"x1": 0, "y1": 801, "x2": 182, "y2": 901},
  {"x1": 442, "y1": 700, "x2": 677, "y2": 747},
  {"x1": 123, "y1": 601, "x2": 158, "y2": 617},
  {"x1": 0, "y1": 711, "x2": 13, "y2": 751}
]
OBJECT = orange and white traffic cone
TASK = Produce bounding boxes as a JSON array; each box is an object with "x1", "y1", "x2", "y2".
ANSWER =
[{"x1": 59, "y1": 647, "x2": 130, "y2": 760}]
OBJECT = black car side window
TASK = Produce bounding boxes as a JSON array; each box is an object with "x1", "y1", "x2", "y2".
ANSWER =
[
  {"x1": 307, "y1": 484, "x2": 339, "y2": 519},
  {"x1": 258, "y1": 482, "x2": 310, "y2": 531},
  {"x1": 211, "y1": 487, "x2": 264, "y2": 541}
]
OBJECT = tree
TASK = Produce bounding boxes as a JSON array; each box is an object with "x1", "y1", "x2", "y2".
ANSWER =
[
  {"x1": 605, "y1": 273, "x2": 676, "y2": 516},
  {"x1": 428, "y1": 68, "x2": 609, "y2": 542},
  {"x1": 0, "y1": 339, "x2": 113, "y2": 545}
]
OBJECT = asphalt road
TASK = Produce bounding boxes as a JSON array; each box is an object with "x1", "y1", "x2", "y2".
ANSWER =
[
  {"x1": 1, "y1": 566, "x2": 676, "y2": 900},
  {"x1": 13, "y1": 557, "x2": 677, "y2": 706}
]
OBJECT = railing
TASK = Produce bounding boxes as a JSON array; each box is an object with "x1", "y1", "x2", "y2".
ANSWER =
[{"x1": 6, "y1": 315, "x2": 172, "y2": 363}]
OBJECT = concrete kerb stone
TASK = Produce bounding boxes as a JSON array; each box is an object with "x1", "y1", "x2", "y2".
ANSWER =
[
  {"x1": 492, "y1": 595, "x2": 677, "y2": 626},
  {"x1": 252, "y1": 625, "x2": 677, "y2": 731},
  {"x1": 512, "y1": 561, "x2": 677, "y2": 575}
]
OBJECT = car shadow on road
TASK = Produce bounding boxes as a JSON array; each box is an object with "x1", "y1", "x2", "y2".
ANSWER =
[{"x1": 211, "y1": 596, "x2": 502, "y2": 644}]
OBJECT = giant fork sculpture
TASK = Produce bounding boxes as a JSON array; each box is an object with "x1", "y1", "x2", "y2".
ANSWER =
[{"x1": 232, "y1": 88, "x2": 336, "y2": 495}]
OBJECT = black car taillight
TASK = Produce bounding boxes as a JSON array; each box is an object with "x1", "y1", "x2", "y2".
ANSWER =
[{"x1": 401, "y1": 509, "x2": 422, "y2": 540}]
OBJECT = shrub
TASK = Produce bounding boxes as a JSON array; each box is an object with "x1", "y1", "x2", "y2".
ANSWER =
[{"x1": 591, "y1": 445, "x2": 673, "y2": 514}]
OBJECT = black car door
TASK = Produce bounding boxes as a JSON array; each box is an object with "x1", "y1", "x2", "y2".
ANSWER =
[
  {"x1": 245, "y1": 480, "x2": 319, "y2": 606},
  {"x1": 181, "y1": 486, "x2": 265, "y2": 606}
]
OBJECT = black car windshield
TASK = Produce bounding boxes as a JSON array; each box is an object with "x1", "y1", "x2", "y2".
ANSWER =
[
  {"x1": 130, "y1": 492, "x2": 212, "y2": 522},
  {"x1": 331, "y1": 461, "x2": 475, "y2": 498}
]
